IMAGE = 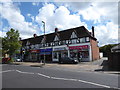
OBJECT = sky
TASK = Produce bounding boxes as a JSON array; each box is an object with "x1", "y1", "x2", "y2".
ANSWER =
[{"x1": 0, "y1": 0, "x2": 119, "y2": 46}]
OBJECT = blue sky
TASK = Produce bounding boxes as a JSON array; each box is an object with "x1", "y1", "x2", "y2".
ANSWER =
[{"x1": 0, "y1": 1, "x2": 119, "y2": 46}]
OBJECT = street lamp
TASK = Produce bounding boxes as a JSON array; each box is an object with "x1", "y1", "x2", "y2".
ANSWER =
[{"x1": 42, "y1": 21, "x2": 45, "y2": 65}]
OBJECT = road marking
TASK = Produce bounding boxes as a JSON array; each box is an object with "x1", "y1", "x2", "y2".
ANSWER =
[
  {"x1": 51, "y1": 77, "x2": 78, "y2": 81},
  {"x1": 15, "y1": 70, "x2": 34, "y2": 74},
  {"x1": 78, "y1": 79, "x2": 110, "y2": 88},
  {"x1": 37, "y1": 73, "x2": 51, "y2": 78},
  {"x1": 2, "y1": 69, "x2": 119, "y2": 89},
  {"x1": 0, "y1": 70, "x2": 15, "y2": 73}
]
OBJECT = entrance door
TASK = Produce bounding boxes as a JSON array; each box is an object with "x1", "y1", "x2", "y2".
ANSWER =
[{"x1": 53, "y1": 52, "x2": 61, "y2": 62}]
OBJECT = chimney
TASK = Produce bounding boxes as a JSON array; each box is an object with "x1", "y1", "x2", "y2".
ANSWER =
[
  {"x1": 55, "y1": 28, "x2": 58, "y2": 33},
  {"x1": 33, "y1": 34, "x2": 37, "y2": 38},
  {"x1": 92, "y1": 26, "x2": 95, "y2": 37}
]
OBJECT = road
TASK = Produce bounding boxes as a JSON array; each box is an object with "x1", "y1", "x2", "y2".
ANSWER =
[{"x1": 1, "y1": 64, "x2": 119, "y2": 89}]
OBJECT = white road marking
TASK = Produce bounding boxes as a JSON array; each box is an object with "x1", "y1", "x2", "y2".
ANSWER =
[
  {"x1": 0, "y1": 70, "x2": 15, "y2": 73},
  {"x1": 37, "y1": 73, "x2": 50, "y2": 78},
  {"x1": 78, "y1": 79, "x2": 111, "y2": 88},
  {"x1": 15, "y1": 70, "x2": 34, "y2": 74},
  {"x1": 51, "y1": 77, "x2": 77, "y2": 81},
  {"x1": 2, "y1": 69, "x2": 119, "y2": 89}
]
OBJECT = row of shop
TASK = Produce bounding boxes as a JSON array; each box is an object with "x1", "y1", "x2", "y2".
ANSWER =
[{"x1": 24, "y1": 43, "x2": 92, "y2": 62}]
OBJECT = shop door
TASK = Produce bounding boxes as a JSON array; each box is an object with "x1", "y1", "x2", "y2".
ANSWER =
[{"x1": 53, "y1": 52, "x2": 60, "y2": 62}]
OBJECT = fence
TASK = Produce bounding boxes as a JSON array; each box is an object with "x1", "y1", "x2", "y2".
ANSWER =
[{"x1": 108, "y1": 52, "x2": 120, "y2": 71}]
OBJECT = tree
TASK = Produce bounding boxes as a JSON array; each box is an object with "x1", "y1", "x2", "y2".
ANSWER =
[
  {"x1": 100, "y1": 44, "x2": 117, "y2": 57},
  {"x1": 2, "y1": 28, "x2": 21, "y2": 58}
]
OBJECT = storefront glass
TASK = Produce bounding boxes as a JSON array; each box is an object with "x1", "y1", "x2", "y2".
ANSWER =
[{"x1": 69, "y1": 45, "x2": 89, "y2": 61}]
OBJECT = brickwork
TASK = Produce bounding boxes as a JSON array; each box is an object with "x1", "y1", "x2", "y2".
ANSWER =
[{"x1": 90, "y1": 39, "x2": 100, "y2": 61}]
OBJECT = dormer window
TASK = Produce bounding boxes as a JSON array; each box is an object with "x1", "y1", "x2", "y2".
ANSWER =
[
  {"x1": 54, "y1": 35, "x2": 59, "y2": 41},
  {"x1": 70, "y1": 31, "x2": 77, "y2": 39},
  {"x1": 41, "y1": 36, "x2": 46, "y2": 44}
]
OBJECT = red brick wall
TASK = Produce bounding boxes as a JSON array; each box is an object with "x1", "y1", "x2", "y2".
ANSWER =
[{"x1": 90, "y1": 39, "x2": 100, "y2": 61}]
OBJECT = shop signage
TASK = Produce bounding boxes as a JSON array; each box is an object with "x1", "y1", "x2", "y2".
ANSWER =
[
  {"x1": 69, "y1": 45, "x2": 89, "y2": 50},
  {"x1": 40, "y1": 48, "x2": 52, "y2": 52},
  {"x1": 53, "y1": 47, "x2": 67, "y2": 51},
  {"x1": 30, "y1": 50, "x2": 39, "y2": 53},
  {"x1": 40, "y1": 48, "x2": 52, "y2": 55}
]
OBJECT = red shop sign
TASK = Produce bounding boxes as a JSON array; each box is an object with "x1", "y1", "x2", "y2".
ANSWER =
[
  {"x1": 69, "y1": 45, "x2": 89, "y2": 50},
  {"x1": 30, "y1": 50, "x2": 39, "y2": 53}
]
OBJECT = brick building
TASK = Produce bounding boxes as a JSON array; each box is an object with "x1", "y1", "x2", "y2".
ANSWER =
[{"x1": 21, "y1": 26, "x2": 100, "y2": 62}]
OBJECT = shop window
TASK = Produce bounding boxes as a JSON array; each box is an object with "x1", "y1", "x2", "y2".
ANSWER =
[
  {"x1": 80, "y1": 51, "x2": 89, "y2": 58},
  {"x1": 61, "y1": 52, "x2": 68, "y2": 58},
  {"x1": 70, "y1": 52, "x2": 77, "y2": 59},
  {"x1": 53, "y1": 52, "x2": 57, "y2": 59}
]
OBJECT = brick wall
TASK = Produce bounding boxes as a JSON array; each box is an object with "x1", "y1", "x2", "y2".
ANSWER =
[{"x1": 90, "y1": 39, "x2": 100, "y2": 61}]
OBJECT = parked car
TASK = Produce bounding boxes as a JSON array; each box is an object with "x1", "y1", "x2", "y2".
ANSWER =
[
  {"x1": 14, "y1": 56, "x2": 21, "y2": 62},
  {"x1": 16, "y1": 58, "x2": 21, "y2": 62},
  {"x1": 59, "y1": 57, "x2": 79, "y2": 64}
]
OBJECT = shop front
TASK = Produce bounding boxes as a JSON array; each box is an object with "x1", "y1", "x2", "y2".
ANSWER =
[
  {"x1": 40, "y1": 48, "x2": 52, "y2": 62},
  {"x1": 69, "y1": 45, "x2": 90, "y2": 62},
  {"x1": 30, "y1": 50, "x2": 40, "y2": 62},
  {"x1": 53, "y1": 46, "x2": 68, "y2": 62}
]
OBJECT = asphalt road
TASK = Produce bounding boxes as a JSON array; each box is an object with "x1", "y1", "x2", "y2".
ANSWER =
[{"x1": 1, "y1": 64, "x2": 120, "y2": 89}]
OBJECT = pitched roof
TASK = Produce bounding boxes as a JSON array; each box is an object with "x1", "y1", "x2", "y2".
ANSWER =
[
  {"x1": 21, "y1": 26, "x2": 97, "y2": 45},
  {"x1": 111, "y1": 44, "x2": 120, "y2": 50}
]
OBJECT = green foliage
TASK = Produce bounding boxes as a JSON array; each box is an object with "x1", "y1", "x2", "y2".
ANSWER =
[
  {"x1": 100, "y1": 44, "x2": 117, "y2": 56},
  {"x1": 2, "y1": 28, "x2": 21, "y2": 57}
]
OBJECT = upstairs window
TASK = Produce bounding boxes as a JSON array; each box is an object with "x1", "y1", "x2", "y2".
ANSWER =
[
  {"x1": 76, "y1": 38, "x2": 80, "y2": 43},
  {"x1": 66, "y1": 40, "x2": 69, "y2": 44},
  {"x1": 80, "y1": 37, "x2": 86, "y2": 43},
  {"x1": 86, "y1": 37, "x2": 90, "y2": 42},
  {"x1": 71, "y1": 39, "x2": 77, "y2": 44}
]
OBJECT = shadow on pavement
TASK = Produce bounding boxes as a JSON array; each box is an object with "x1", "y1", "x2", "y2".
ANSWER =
[{"x1": 94, "y1": 59, "x2": 120, "y2": 72}]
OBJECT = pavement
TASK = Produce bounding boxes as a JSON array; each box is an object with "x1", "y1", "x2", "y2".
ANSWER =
[{"x1": 11, "y1": 57, "x2": 120, "y2": 75}]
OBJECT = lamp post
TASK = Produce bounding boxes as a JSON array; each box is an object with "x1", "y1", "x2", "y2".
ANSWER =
[{"x1": 42, "y1": 21, "x2": 45, "y2": 65}]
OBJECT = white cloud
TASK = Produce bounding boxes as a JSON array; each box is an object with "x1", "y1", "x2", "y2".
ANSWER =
[
  {"x1": 95, "y1": 22, "x2": 118, "y2": 46},
  {"x1": 35, "y1": 3, "x2": 87, "y2": 34},
  {"x1": 32, "y1": 2, "x2": 39, "y2": 6},
  {"x1": 0, "y1": 31, "x2": 6, "y2": 37},
  {"x1": 0, "y1": 1, "x2": 39, "y2": 39}
]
